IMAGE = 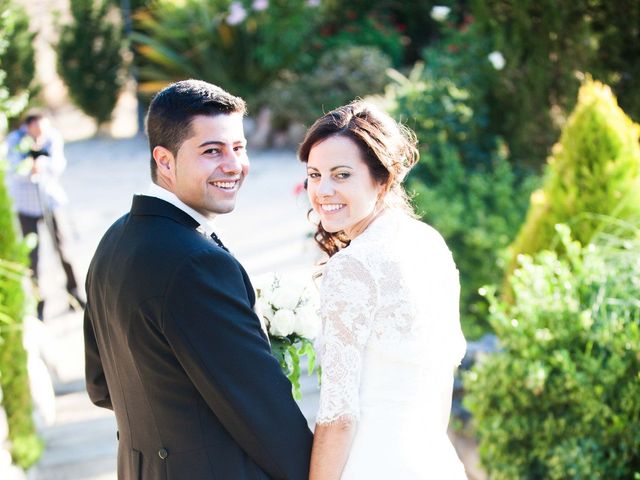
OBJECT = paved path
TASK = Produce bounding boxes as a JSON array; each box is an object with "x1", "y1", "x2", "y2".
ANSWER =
[{"x1": 27, "y1": 135, "x2": 483, "y2": 479}]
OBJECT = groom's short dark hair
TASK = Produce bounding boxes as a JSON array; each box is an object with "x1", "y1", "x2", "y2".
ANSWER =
[{"x1": 146, "y1": 79, "x2": 246, "y2": 182}]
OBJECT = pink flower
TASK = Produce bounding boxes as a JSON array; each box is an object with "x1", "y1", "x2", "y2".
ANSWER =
[
  {"x1": 293, "y1": 181, "x2": 306, "y2": 196},
  {"x1": 226, "y1": 2, "x2": 247, "y2": 25},
  {"x1": 252, "y1": 0, "x2": 268, "y2": 11}
]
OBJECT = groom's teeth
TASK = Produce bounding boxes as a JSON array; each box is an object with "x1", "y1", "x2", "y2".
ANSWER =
[
  {"x1": 321, "y1": 204, "x2": 344, "y2": 212},
  {"x1": 212, "y1": 181, "x2": 236, "y2": 189}
]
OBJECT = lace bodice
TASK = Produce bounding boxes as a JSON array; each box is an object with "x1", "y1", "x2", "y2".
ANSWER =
[{"x1": 316, "y1": 210, "x2": 467, "y2": 425}]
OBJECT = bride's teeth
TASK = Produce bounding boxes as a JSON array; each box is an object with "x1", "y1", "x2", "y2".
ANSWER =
[{"x1": 321, "y1": 204, "x2": 344, "y2": 212}]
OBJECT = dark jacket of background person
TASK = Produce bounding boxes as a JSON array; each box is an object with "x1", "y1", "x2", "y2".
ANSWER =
[{"x1": 84, "y1": 195, "x2": 313, "y2": 479}]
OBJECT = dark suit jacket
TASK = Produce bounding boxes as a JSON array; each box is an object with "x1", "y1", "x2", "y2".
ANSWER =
[{"x1": 84, "y1": 195, "x2": 313, "y2": 480}]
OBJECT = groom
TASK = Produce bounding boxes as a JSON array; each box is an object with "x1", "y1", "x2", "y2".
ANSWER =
[{"x1": 84, "y1": 79, "x2": 313, "y2": 479}]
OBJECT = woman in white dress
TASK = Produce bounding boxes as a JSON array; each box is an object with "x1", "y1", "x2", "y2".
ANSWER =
[{"x1": 299, "y1": 101, "x2": 468, "y2": 479}]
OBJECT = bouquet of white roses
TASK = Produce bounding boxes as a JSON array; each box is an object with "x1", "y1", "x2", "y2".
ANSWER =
[{"x1": 254, "y1": 273, "x2": 321, "y2": 400}]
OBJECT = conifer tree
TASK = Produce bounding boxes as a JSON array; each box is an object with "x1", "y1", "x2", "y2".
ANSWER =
[
  {"x1": 0, "y1": 0, "x2": 36, "y2": 100},
  {"x1": 507, "y1": 79, "x2": 640, "y2": 276},
  {"x1": 57, "y1": 0, "x2": 125, "y2": 127}
]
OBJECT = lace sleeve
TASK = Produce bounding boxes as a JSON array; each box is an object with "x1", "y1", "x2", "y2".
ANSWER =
[{"x1": 316, "y1": 253, "x2": 377, "y2": 425}]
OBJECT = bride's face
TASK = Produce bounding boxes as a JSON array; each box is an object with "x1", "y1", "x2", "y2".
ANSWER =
[{"x1": 306, "y1": 135, "x2": 383, "y2": 239}]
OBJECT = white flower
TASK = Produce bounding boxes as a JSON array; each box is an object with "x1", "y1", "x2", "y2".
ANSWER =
[
  {"x1": 307, "y1": 0, "x2": 320, "y2": 6},
  {"x1": 269, "y1": 309, "x2": 296, "y2": 337},
  {"x1": 253, "y1": 273, "x2": 276, "y2": 300},
  {"x1": 430, "y1": 6, "x2": 450, "y2": 22},
  {"x1": 270, "y1": 283, "x2": 302, "y2": 310},
  {"x1": 252, "y1": 0, "x2": 268, "y2": 11},
  {"x1": 226, "y1": 2, "x2": 247, "y2": 25},
  {"x1": 255, "y1": 297, "x2": 274, "y2": 322},
  {"x1": 294, "y1": 306, "x2": 321, "y2": 339},
  {"x1": 488, "y1": 51, "x2": 506, "y2": 70}
]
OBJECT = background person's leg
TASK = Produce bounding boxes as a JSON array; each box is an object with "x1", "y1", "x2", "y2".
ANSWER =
[
  {"x1": 49, "y1": 209, "x2": 85, "y2": 309},
  {"x1": 19, "y1": 213, "x2": 45, "y2": 320}
]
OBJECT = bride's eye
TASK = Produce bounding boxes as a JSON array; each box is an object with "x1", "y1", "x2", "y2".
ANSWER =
[
  {"x1": 335, "y1": 172, "x2": 351, "y2": 179},
  {"x1": 307, "y1": 172, "x2": 320, "y2": 179}
]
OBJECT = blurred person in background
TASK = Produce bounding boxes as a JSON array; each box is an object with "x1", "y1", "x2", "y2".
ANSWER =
[{"x1": 6, "y1": 111, "x2": 85, "y2": 320}]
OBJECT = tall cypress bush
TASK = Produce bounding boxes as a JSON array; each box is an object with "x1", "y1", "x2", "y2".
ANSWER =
[
  {"x1": 0, "y1": 5, "x2": 43, "y2": 469},
  {"x1": 0, "y1": 0, "x2": 36, "y2": 100},
  {"x1": 57, "y1": 0, "x2": 125, "y2": 127},
  {"x1": 507, "y1": 79, "x2": 640, "y2": 278}
]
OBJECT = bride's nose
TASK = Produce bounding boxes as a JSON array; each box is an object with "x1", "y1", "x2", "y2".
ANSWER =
[{"x1": 316, "y1": 177, "x2": 335, "y2": 197}]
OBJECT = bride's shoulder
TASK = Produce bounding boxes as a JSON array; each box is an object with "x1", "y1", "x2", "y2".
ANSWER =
[{"x1": 406, "y1": 216, "x2": 452, "y2": 251}]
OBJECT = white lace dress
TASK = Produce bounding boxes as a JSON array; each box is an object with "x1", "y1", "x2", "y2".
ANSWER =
[{"x1": 316, "y1": 210, "x2": 468, "y2": 479}]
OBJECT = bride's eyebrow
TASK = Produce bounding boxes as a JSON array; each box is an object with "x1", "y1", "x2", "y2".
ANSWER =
[
  {"x1": 330, "y1": 166, "x2": 353, "y2": 171},
  {"x1": 306, "y1": 165, "x2": 354, "y2": 171}
]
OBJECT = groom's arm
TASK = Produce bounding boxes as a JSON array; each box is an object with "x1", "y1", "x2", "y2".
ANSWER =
[
  {"x1": 164, "y1": 249, "x2": 313, "y2": 479},
  {"x1": 83, "y1": 307, "x2": 113, "y2": 410}
]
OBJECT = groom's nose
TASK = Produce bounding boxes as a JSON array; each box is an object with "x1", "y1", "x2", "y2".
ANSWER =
[{"x1": 221, "y1": 151, "x2": 243, "y2": 174}]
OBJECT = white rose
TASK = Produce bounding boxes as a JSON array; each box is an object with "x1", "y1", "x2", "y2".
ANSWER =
[
  {"x1": 269, "y1": 309, "x2": 296, "y2": 337},
  {"x1": 488, "y1": 51, "x2": 506, "y2": 70},
  {"x1": 253, "y1": 273, "x2": 276, "y2": 299},
  {"x1": 270, "y1": 284, "x2": 302, "y2": 310},
  {"x1": 294, "y1": 306, "x2": 321, "y2": 340},
  {"x1": 255, "y1": 297, "x2": 274, "y2": 321},
  {"x1": 430, "y1": 6, "x2": 450, "y2": 22}
]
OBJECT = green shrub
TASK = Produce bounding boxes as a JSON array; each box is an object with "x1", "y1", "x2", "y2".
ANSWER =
[
  {"x1": 312, "y1": 10, "x2": 405, "y2": 67},
  {"x1": 471, "y1": 0, "x2": 640, "y2": 168},
  {"x1": 57, "y1": 0, "x2": 126, "y2": 126},
  {"x1": 0, "y1": 0, "x2": 36, "y2": 100},
  {"x1": 132, "y1": 0, "x2": 322, "y2": 106},
  {"x1": 264, "y1": 45, "x2": 392, "y2": 130},
  {"x1": 464, "y1": 224, "x2": 640, "y2": 479},
  {"x1": 385, "y1": 46, "x2": 535, "y2": 338},
  {"x1": 507, "y1": 80, "x2": 640, "y2": 279},
  {"x1": 0, "y1": 9, "x2": 42, "y2": 469}
]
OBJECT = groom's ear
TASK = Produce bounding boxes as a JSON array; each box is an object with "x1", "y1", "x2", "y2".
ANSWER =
[{"x1": 153, "y1": 146, "x2": 176, "y2": 185}]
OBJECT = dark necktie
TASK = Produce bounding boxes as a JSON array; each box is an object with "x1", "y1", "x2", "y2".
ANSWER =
[{"x1": 210, "y1": 231, "x2": 229, "y2": 252}]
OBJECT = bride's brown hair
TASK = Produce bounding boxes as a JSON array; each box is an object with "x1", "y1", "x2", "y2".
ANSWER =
[{"x1": 298, "y1": 100, "x2": 419, "y2": 258}]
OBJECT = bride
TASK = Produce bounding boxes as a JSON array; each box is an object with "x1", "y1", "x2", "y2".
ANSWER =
[{"x1": 299, "y1": 101, "x2": 468, "y2": 479}]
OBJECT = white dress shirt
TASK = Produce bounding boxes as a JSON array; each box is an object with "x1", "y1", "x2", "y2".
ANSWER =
[{"x1": 144, "y1": 183, "x2": 217, "y2": 238}]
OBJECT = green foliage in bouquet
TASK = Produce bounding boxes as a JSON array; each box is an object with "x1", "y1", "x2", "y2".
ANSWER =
[
  {"x1": 507, "y1": 80, "x2": 640, "y2": 281},
  {"x1": 464, "y1": 224, "x2": 640, "y2": 479},
  {"x1": 269, "y1": 337, "x2": 316, "y2": 402},
  {"x1": 254, "y1": 274, "x2": 320, "y2": 400},
  {"x1": 132, "y1": 0, "x2": 322, "y2": 106},
  {"x1": 57, "y1": 0, "x2": 126, "y2": 126},
  {"x1": 384, "y1": 21, "x2": 536, "y2": 338},
  {"x1": 0, "y1": 0, "x2": 36, "y2": 103},
  {"x1": 0, "y1": 14, "x2": 42, "y2": 468},
  {"x1": 264, "y1": 45, "x2": 391, "y2": 129}
]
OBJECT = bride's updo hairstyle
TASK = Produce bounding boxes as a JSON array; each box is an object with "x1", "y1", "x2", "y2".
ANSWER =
[{"x1": 298, "y1": 100, "x2": 419, "y2": 257}]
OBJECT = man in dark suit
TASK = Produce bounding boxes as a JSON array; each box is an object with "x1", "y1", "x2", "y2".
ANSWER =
[{"x1": 84, "y1": 79, "x2": 313, "y2": 479}]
